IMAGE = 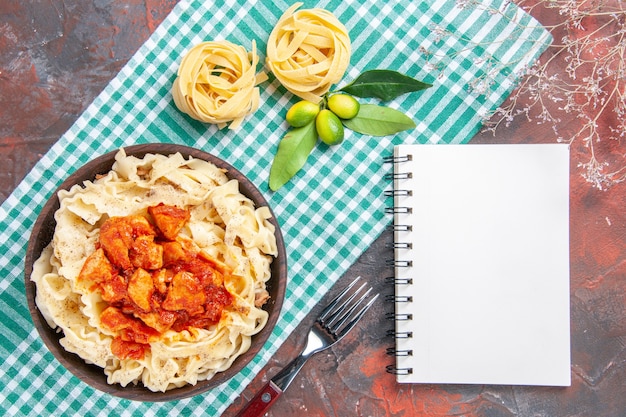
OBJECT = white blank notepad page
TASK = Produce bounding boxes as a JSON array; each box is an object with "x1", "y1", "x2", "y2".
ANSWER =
[{"x1": 393, "y1": 144, "x2": 571, "y2": 386}]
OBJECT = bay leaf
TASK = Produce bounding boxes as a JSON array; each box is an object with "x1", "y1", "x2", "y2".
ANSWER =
[
  {"x1": 342, "y1": 104, "x2": 416, "y2": 136},
  {"x1": 338, "y1": 69, "x2": 432, "y2": 101},
  {"x1": 269, "y1": 121, "x2": 318, "y2": 191}
]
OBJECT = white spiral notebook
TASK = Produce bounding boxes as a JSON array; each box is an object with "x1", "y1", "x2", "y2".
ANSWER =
[{"x1": 386, "y1": 143, "x2": 571, "y2": 386}]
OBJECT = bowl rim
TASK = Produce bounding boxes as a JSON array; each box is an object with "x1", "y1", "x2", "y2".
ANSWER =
[{"x1": 24, "y1": 143, "x2": 287, "y2": 401}]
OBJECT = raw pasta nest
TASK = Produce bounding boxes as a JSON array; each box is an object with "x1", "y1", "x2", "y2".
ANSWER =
[
  {"x1": 266, "y1": 2, "x2": 351, "y2": 103},
  {"x1": 31, "y1": 149, "x2": 278, "y2": 392},
  {"x1": 172, "y1": 40, "x2": 268, "y2": 130}
]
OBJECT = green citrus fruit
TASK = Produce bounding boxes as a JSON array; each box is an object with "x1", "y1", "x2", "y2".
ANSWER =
[
  {"x1": 327, "y1": 93, "x2": 360, "y2": 120},
  {"x1": 316, "y1": 109, "x2": 344, "y2": 145},
  {"x1": 285, "y1": 100, "x2": 320, "y2": 127}
]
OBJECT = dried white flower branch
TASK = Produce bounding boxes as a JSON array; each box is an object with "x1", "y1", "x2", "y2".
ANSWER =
[
  {"x1": 497, "y1": 0, "x2": 625, "y2": 190},
  {"x1": 443, "y1": 0, "x2": 626, "y2": 190}
]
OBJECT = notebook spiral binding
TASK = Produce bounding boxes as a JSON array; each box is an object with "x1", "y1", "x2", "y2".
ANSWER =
[{"x1": 384, "y1": 152, "x2": 415, "y2": 376}]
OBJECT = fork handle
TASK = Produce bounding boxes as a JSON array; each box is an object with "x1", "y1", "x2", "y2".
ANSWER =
[
  {"x1": 234, "y1": 380, "x2": 282, "y2": 417},
  {"x1": 235, "y1": 352, "x2": 311, "y2": 417}
]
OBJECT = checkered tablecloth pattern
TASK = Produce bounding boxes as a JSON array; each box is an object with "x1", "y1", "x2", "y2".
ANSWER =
[{"x1": 0, "y1": 0, "x2": 550, "y2": 415}]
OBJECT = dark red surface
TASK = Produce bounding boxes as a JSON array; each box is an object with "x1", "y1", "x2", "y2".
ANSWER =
[{"x1": 1, "y1": 1, "x2": 624, "y2": 416}]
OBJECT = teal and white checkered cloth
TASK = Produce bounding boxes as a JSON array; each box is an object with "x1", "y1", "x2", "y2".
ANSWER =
[{"x1": 0, "y1": 0, "x2": 550, "y2": 415}]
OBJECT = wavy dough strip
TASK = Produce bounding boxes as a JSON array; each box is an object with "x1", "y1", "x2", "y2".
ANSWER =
[
  {"x1": 267, "y1": 3, "x2": 351, "y2": 103},
  {"x1": 172, "y1": 40, "x2": 267, "y2": 130},
  {"x1": 32, "y1": 151, "x2": 277, "y2": 392}
]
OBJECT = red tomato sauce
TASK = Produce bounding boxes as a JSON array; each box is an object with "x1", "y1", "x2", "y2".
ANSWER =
[{"x1": 78, "y1": 204, "x2": 233, "y2": 360}]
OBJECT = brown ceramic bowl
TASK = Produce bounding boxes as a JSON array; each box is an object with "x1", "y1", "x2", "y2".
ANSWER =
[{"x1": 24, "y1": 143, "x2": 287, "y2": 401}]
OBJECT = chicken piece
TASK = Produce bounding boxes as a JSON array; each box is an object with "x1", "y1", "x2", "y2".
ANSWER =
[
  {"x1": 100, "y1": 306, "x2": 158, "y2": 344},
  {"x1": 127, "y1": 268, "x2": 154, "y2": 312},
  {"x1": 180, "y1": 256, "x2": 217, "y2": 287},
  {"x1": 100, "y1": 306, "x2": 134, "y2": 332},
  {"x1": 110, "y1": 337, "x2": 147, "y2": 360},
  {"x1": 254, "y1": 289, "x2": 270, "y2": 308},
  {"x1": 99, "y1": 215, "x2": 156, "y2": 270},
  {"x1": 100, "y1": 274, "x2": 128, "y2": 304},
  {"x1": 152, "y1": 268, "x2": 173, "y2": 294},
  {"x1": 99, "y1": 217, "x2": 133, "y2": 269},
  {"x1": 162, "y1": 271, "x2": 206, "y2": 315},
  {"x1": 161, "y1": 240, "x2": 188, "y2": 266},
  {"x1": 130, "y1": 234, "x2": 163, "y2": 270},
  {"x1": 202, "y1": 285, "x2": 232, "y2": 323},
  {"x1": 148, "y1": 204, "x2": 190, "y2": 240},
  {"x1": 135, "y1": 309, "x2": 177, "y2": 333},
  {"x1": 127, "y1": 214, "x2": 157, "y2": 236},
  {"x1": 77, "y1": 248, "x2": 116, "y2": 290}
]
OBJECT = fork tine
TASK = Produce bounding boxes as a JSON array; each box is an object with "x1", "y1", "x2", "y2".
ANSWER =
[
  {"x1": 318, "y1": 276, "x2": 362, "y2": 322},
  {"x1": 318, "y1": 276, "x2": 379, "y2": 338},
  {"x1": 333, "y1": 293, "x2": 378, "y2": 337},
  {"x1": 326, "y1": 287, "x2": 375, "y2": 333},
  {"x1": 324, "y1": 283, "x2": 369, "y2": 328}
]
